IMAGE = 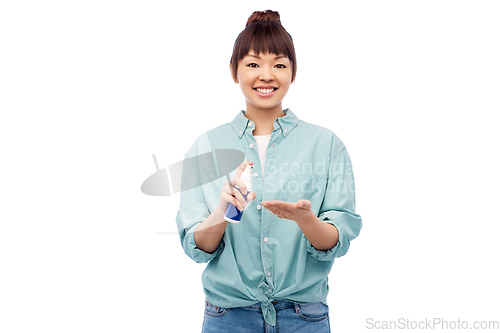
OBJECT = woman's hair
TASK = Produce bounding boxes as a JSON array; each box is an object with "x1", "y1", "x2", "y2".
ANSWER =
[{"x1": 230, "y1": 10, "x2": 297, "y2": 83}]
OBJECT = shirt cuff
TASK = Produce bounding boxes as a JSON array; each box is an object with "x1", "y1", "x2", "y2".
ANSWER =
[
  {"x1": 183, "y1": 223, "x2": 225, "y2": 263},
  {"x1": 305, "y1": 218, "x2": 343, "y2": 262}
]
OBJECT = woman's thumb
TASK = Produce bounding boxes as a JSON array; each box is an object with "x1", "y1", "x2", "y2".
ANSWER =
[{"x1": 247, "y1": 191, "x2": 256, "y2": 201}]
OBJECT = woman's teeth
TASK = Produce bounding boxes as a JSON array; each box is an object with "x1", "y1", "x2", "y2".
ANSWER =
[{"x1": 255, "y1": 88, "x2": 275, "y2": 94}]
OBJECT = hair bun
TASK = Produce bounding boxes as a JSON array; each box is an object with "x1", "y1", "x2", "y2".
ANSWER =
[{"x1": 246, "y1": 10, "x2": 281, "y2": 27}]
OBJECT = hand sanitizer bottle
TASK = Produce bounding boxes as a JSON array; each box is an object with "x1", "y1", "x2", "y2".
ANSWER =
[{"x1": 224, "y1": 164, "x2": 253, "y2": 223}]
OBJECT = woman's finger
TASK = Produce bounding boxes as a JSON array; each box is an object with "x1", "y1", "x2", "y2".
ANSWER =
[
  {"x1": 230, "y1": 175, "x2": 248, "y2": 196},
  {"x1": 265, "y1": 204, "x2": 294, "y2": 215},
  {"x1": 266, "y1": 206, "x2": 290, "y2": 217},
  {"x1": 247, "y1": 191, "x2": 256, "y2": 201},
  {"x1": 234, "y1": 160, "x2": 253, "y2": 179},
  {"x1": 223, "y1": 182, "x2": 247, "y2": 208},
  {"x1": 221, "y1": 191, "x2": 245, "y2": 211}
]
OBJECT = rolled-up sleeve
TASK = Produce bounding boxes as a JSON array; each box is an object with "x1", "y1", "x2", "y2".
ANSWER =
[
  {"x1": 306, "y1": 138, "x2": 362, "y2": 262},
  {"x1": 176, "y1": 139, "x2": 225, "y2": 263}
]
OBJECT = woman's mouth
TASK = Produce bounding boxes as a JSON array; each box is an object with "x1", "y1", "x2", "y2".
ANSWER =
[{"x1": 254, "y1": 87, "x2": 278, "y2": 97}]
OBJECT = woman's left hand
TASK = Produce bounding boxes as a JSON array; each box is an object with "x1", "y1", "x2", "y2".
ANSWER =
[{"x1": 261, "y1": 199, "x2": 314, "y2": 225}]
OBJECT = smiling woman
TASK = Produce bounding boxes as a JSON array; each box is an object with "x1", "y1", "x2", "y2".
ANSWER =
[
  {"x1": 176, "y1": 9, "x2": 362, "y2": 333},
  {"x1": 233, "y1": 51, "x2": 293, "y2": 115},
  {"x1": 229, "y1": 10, "x2": 297, "y2": 84}
]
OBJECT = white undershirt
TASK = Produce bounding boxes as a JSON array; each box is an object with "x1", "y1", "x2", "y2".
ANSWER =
[{"x1": 253, "y1": 134, "x2": 272, "y2": 180}]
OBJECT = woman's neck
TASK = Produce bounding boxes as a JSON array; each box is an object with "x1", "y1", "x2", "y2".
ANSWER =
[{"x1": 244, "y1": 103, "x2": 286, "y2": 136}]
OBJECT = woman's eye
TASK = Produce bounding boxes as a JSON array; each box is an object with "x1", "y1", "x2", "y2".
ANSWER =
[{"x1": 246, "y1": 63, "x2": 286, "y2": 69}]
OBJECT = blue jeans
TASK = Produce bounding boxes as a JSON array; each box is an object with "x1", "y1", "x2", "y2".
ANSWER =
[{"x1": 201, "y1": 299, "x2": 331, "y2": 333}]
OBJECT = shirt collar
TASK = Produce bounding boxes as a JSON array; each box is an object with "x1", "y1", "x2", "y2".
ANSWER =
[{"x1": 231, "y1": 108, "x2": 299, "y2": 139}]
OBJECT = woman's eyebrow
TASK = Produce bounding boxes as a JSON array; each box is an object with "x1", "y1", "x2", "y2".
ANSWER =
[{"x1": 247, "y1": 53, "x2": 287, "y2": 60}]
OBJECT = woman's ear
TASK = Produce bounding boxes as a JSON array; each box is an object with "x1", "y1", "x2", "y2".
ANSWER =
[{"x1": 230, "y1": 63, "x2": 239, "y2": 84}]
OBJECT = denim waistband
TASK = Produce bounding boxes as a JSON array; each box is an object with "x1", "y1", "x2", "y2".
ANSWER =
[{"x1": 244, "y1": 299, "x2": 295, "y2": 310}]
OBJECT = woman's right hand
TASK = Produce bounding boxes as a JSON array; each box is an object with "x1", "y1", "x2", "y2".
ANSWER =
[{"x1": 217, "y1": 160, "x2": 256, "y2": 215}]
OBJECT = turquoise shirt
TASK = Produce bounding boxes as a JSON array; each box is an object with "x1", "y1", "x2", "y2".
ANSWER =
[{"x1": 176, "y1": 108, "x2": 362, "y2": 326}]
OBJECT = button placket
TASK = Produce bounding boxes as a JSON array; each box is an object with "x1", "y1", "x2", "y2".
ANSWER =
[{"x1": 261, "y1": 136, "x2": 279, "y2": 287}]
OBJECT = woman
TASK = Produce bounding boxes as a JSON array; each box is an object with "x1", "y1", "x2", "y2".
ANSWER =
[{"x1": 176, "y1": 9, "x2": 362, "y2": 333}]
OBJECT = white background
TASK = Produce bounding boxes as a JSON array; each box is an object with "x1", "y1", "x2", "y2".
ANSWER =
[{"x1": 1, "y1": 1, "x2": 499, "y2": 332}]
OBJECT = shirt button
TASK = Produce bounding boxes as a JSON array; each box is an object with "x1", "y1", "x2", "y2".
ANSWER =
[
  {"x1": 284, "y1": 128, "x2": 287, "y2": 133},
  {"x1": 264, "y1": 237, "x2": 269, "y2": 243},
  {"x1": 248, "y1": 122, "x2": 253, "y2": 127},
  {"x1": 257, "y1": 204, "x2": 262, "y2": 210},
  {"x1": 267, "y1": 271, "x2": 271, "y2": 277},
  {"x1": 253, "y1": 172, "x2": 258, "y2": 178},
  {"x1": 271, "y1": 143, "x2": 274, "y2": 148},
  {"x1": 249, "y1": 143, "x2": 254, "y2": 148},
  {"x1": 239, "y1": 130, "x2": 242, "y2": 135}
]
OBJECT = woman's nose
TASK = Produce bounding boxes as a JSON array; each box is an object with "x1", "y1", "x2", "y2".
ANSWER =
[{"x1": 259, "y1": 67, "x2": 274, "y2": 81}]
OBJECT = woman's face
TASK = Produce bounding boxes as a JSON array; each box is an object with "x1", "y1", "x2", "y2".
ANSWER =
[{"x1": 233, "y1": 50, "x2": 293, "y2": 112}]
